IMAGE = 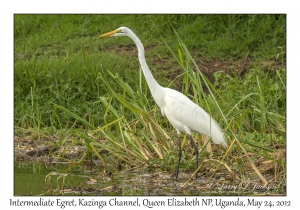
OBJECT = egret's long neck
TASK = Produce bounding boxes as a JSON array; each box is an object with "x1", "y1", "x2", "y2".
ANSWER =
[{"x1": 128, "y1": 32, "x2": 164, "y2": 107}]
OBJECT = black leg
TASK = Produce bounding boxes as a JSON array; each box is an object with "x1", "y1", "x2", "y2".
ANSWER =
[
  {"x1": 189, "y1": 135, "x2": 199, "y2": 180},
  {"x1": 175, "y1": 133, "x2": 182, "y2": 181}
]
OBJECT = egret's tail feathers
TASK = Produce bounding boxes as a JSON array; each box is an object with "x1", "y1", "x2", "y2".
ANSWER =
[{"x1": 209, "y1": 120, "x2": 227, "y2": 148}]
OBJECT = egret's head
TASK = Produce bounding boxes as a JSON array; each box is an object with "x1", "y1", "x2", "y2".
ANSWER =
[{"x1": 99, "y1": 26, "x2": 130, "y2": 38}]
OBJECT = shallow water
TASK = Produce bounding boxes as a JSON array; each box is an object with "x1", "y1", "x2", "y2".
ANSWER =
[
  {"x1": 13, "y1": 161, "x2": 203, "y2": 196},
  {"x1": 15, "y1": 162, "x2": 47, "y2": 195},
  {"x1": 14, "y1": 161, "x2": 279, "y2": 196}
]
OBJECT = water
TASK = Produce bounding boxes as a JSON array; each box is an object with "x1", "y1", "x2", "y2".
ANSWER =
[
  {"x1": 14, "y1": 161, "x2": 273, "y2": 196},
  {"x1": 14, "y1": 161, "x2": 208, "y2": 196},
  {"x1": 14, "y1": 162, "x2": 47, "y2": 195}
]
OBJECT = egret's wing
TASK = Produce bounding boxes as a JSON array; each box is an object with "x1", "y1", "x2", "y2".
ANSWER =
[
  {"x1": 164, "y1": 93, "x2": 210, "y2": 134},
  {"x1": 164, "y1": 89, "x2": 226, "y2": 146}
]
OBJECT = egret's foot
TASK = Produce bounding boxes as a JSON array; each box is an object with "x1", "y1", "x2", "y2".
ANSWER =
[{"x1": 171, "y1": 173, "x2": 179, "y2": 181}]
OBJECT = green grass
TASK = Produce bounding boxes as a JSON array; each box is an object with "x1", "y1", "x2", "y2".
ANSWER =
[{"x1": 14, "y1": 14, "x2": 286, "y2": 187}]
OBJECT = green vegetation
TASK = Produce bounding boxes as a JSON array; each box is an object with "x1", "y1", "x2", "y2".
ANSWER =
[{"x1": 14, "y1": 14, "x2": 286, "y2": 193}]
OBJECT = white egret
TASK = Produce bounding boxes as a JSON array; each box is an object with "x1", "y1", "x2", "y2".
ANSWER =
[{"x1": 100, "y1": 27, "x2": 227, "y2": 181}]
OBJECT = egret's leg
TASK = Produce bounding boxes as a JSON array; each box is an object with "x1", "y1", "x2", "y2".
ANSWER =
[
  {"x1": 175, "y1": 133, "x2": 182, "y2": 181},
  {"x1": 189, "y1": 135, "x2": 199, "y2": 180}
]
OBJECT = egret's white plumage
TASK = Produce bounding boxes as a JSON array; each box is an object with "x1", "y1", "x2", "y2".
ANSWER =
[{"x1": 100, "y1": 26, "x2": 227, "y2": 180}]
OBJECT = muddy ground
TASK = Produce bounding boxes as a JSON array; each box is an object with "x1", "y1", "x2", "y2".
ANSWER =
[
  {"x1": 107, "y1": 43, "x2": 285, "y2": 81},
  {"x1": 14, "y1": 124, "x2": 286, "y2": 195}
]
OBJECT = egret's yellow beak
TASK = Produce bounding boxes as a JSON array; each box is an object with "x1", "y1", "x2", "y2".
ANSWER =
[{"x1": 99, "y1": 29, "x2": 119, "y2": 38}]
